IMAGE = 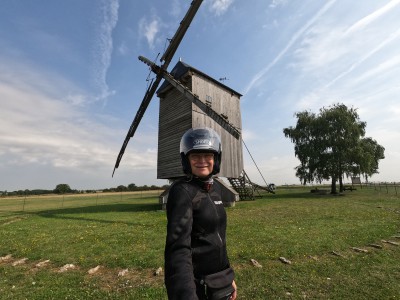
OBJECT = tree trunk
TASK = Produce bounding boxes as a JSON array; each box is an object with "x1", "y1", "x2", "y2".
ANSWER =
[
  {"x1": 331, "y1": 177, "x2": 337, "y2": 194},
  {"x1": 339, "y1": 176, "x2": 344, "y2": 192}
]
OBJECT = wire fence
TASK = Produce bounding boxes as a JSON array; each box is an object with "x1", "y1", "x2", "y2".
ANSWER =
[
  {"x1": 363, "y1": 182, "x2": 400, "y2": 196},
  {"x1": 2, "y1": 183, "x2": 398, "y2": 218},
  {"x1": 0, "y1": 190, "x2": 164, "y2": 217}
]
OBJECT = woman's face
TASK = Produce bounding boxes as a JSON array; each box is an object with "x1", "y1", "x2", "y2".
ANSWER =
[{"x1": 188, "y1": 152, "x2": 214, "y2": 178}]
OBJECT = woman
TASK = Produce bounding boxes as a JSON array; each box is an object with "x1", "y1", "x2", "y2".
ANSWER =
[{"x1": 164, "y1": 127, "x2": 237, "y2": 300}]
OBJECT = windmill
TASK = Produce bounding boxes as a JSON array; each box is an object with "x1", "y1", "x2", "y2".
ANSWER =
[{"x1": 113, "y1": 0, "x2": 274, "y2": 204}]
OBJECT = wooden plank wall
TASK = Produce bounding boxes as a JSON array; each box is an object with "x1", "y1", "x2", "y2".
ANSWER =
[
  {"x1": 157, "y1": 72, "x2": 243, "y2": 179},
  {"x1": 157, "y1": 88, "x2": 192, "y2": 179},
  {"x1": 191, "y1": 74, "x2": 243, "y2": 178}
]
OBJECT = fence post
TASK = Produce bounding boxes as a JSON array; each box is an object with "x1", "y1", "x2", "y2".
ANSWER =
[
  {"x1": 395, "y1": 182, "x2": 398, "y2": 196},
  {"x1": 22, "y1": 195, "x2": 26, "y2": 212}
]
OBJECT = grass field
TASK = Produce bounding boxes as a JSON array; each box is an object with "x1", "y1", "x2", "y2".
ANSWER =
[{"x1": 0, "y1": 187, "x2": 399, "y2": 299}]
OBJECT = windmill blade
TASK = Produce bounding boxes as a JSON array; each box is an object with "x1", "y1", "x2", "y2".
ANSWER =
[
  {"x1": 112, "y1": 75, "x2": 162, "y2": 176},
  {"x1": 139, "y1": 56, "x2": 241, "y2": 140},
  {"x1": 160, "y1": 0, "x2": 203, "y2": 68},
  {"x1": 112, "y1": 0, "x2": 204, "y2": 176}
]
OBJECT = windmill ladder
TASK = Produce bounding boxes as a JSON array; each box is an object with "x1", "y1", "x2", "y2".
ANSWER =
[
  {"x1": 228, "y1": 170, "x2": 259, "y2": 201},
  {"x1": 228, "y1": 170, "x2": 275, "y2": 201}
]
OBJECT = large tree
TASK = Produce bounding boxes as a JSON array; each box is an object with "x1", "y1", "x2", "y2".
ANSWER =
[
  {"x1": 283, "y1": 103, "x2": 385, "y2": 193},
  {"x1": 54, "y1": 184, "x2": 72, "y2": 194}
]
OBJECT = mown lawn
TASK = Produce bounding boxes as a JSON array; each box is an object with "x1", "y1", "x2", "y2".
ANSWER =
[{"x1": 0, "y1": 187, "x2": 399, "y2": 299}]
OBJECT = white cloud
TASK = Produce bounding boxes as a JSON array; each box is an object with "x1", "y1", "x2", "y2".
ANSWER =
[
  {"x1": 345, "y1": 0, "x2": 400, "y2": 35},
  {"x1": 326, "y1": 27, "x2": 400, "y2": 88},
  {"x1": 244, "y1": 0, "x2": 336, "y2": 94},
  {"x1": 117, "y1": 41, "x2": 129, "y2": 56},
  {"x1": 351, "y1": 54, "x2": 400, "y2": 85},
  {"x1": 65, "y1": 93, "x2": 90, "y2": 106},
  {"x1": 208, "y1": 0, "x2": 234, "y2": 16},
  {"x1": 139, "y1": 17, "x2": 160, "y2": 49},
  {"x1": 269, "y1": 0, "x2": 288, "y2": 9},
  {"x1": 241, "y1": 129, "x2": 258, "y2": 141},
  {"x1": 0, "y1": 57, "x2": 157, "y2": 184},
  {"x1": 365, "y1": 127, "x2": 400, "y2": 182},
  {"x1": 294, "y1": 26, "x2": 350, "y2": 72},
  {"x1": 293, "y1": 1, "x2": 400, "y2": 89},
  {"x1": 286, "y1": 1, "x2": 400, "y2": 125},
  {"x1": 91, "y1": 0, "x2": 119, "y2": 104},
  {"x1": 244, "y1": 153, "x2": 299, "y2": 185},
  {"x1": 1, "y1": 78, "x2": 108, "y2": 169},
  {"x1": 170, "y1": 0, "x2": 182, "y2": 18}
]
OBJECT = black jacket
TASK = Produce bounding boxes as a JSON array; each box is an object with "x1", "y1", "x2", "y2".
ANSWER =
[{"x1": 164, "y1": 177, "x2": 232, "y2": 300}]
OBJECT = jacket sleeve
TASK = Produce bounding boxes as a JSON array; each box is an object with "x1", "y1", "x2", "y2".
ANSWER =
[{"x1": 164, "y1": 183, "x2": 198, "y2": 300}]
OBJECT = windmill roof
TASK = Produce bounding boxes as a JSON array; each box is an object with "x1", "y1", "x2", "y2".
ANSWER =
[{"x1": 157, "y1": 60, "x2": 242, "y2": 97}]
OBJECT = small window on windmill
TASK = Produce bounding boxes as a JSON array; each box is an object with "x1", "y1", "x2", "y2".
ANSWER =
[{"x1": 205, "y1": 95, "x2": 212, "y2": 107}]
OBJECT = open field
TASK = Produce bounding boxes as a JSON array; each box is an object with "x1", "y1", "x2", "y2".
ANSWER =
[
  {"x1": 0, "y1": 190, "x2": 164, "y2": 216},
  {"x1": 0, "y1": 187, "x2": 399, "y2": 299}
]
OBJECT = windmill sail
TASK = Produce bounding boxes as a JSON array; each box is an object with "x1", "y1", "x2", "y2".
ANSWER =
[
  {"x1": 160, "y1": 0, "x2": 203, "y2": 66},
  {"x1": 112, "y1": 77, "x2": 161, "y2": 175},
  {"x1": 112, "y1": 0, "x2": 203, "y2": 176}
]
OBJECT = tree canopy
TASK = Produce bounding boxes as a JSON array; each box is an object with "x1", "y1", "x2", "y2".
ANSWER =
[
  {"x1": 283, "y1": 103, "x2": 385, "y2": 193},
  {"x1": 53, "y1": 184, "x2": 73, "y2": 194}
]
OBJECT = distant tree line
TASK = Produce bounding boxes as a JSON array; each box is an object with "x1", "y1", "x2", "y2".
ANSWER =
[
  {"x1": 1, "y1": 183, "x2": 169, "y2": 197},
  {"x1": 102, "y1": 183, "x2": 169, "y2": 193}
]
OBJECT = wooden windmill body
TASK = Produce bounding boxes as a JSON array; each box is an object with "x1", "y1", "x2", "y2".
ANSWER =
[{"x1": 156, "y1": 60, "x2": 243, "y2": 180}]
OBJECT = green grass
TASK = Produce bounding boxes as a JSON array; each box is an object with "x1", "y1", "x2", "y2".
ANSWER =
[{"x1": 0, "y1": 188, "x2": 399, "y2": 299}]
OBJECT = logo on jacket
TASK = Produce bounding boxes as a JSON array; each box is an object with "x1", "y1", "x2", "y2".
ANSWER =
[{"x1": 214, "y1": 200, "x2": 223, "y2": 205}]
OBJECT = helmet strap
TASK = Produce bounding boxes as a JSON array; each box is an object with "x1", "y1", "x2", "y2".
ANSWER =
[
  {"x1": 202, "y1": 177, "x2": 214, "y2": 191},
  {"x1": 187, "y1": 175, "x2": 214, "y2": 191},
  {"x1": 180, "y1": 153, "x2": 192, "y2": 175}
]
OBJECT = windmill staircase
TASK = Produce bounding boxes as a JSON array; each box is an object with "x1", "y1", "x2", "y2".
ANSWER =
[{"x1": 228, "y1": 170, "x2": 275, "y2": 201}]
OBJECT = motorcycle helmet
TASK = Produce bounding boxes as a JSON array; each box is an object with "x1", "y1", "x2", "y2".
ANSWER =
[{"x1": 180, "y1": 127, "x2": 222, "y2": 175}]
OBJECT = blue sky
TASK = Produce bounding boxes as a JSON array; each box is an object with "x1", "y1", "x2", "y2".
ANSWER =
[{"x1": 1, "y1": 0, "x2": 400, "y2": 191}]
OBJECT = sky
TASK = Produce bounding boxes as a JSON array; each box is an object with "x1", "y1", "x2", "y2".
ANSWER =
[{"x1": 1, "y1": 0, "x2": 400, "y2": 191}]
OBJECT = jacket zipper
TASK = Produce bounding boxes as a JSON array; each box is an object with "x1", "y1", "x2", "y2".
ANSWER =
[
  {"x1": 207, "y1": 193, "x2": 224, "y2": 266},
  {"x1": 207, "y1": 193, "x2": 223, "y2": 243}
]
